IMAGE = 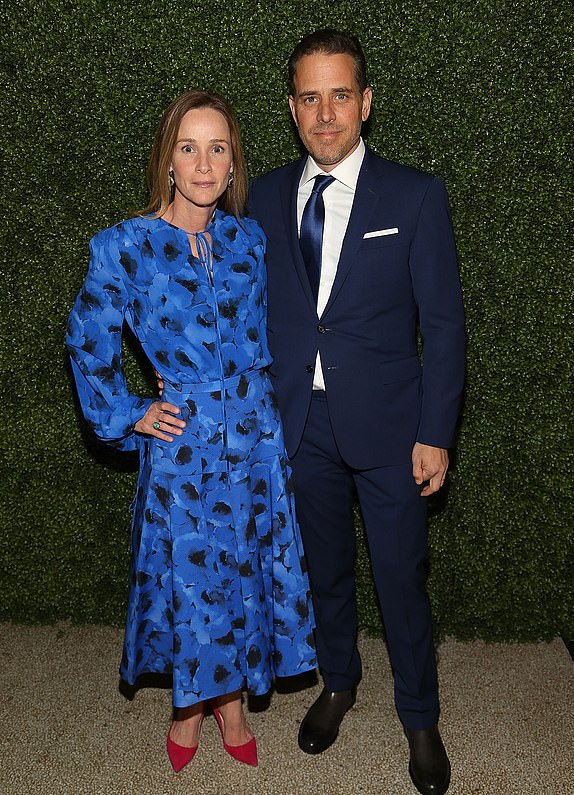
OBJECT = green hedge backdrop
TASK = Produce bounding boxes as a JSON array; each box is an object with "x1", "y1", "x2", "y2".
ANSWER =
[{"x1": 1, "y1": 0, "x2": 572, "y2": 641}]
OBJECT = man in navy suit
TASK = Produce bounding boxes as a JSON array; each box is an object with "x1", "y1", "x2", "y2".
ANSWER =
[{"x1": 249, "y1": 30, "x2": 465, "y2": 795}]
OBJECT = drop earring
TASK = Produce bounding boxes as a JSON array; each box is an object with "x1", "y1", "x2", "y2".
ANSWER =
[
  {"x1": 228, "y1": 172, "x2": 234, "y2": 187},
  {"x1": 169, "y1": 170, "x2": 175, "y2": 189}
]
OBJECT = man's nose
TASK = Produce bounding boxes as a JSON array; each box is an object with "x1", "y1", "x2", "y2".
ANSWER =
[{"x1": 317, "y1": 98, "x2": 335, "y2": 123}]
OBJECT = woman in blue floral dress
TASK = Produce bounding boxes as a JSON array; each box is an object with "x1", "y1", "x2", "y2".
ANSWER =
[{"x1": 66, "y1": 90, "x2": 316, "y2": 771}]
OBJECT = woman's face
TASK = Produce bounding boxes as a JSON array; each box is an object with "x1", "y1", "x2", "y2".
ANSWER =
[{"x1": 170, "y1": 107, "x2": 233, "y2": 213}]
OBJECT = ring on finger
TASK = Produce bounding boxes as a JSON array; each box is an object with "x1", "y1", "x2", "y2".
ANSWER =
[{"x1": 153, "y1": 421, "x2": 160, "y2": 430}]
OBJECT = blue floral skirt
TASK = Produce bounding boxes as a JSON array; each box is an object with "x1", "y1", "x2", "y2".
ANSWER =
[{"x1": 119, "y1": 369, "x2": 316, "y2": 707}]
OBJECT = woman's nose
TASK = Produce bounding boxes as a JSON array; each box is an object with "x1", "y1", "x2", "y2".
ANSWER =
[{"x1": 195, "y1": 154, "x2": 211, "y2": 173}]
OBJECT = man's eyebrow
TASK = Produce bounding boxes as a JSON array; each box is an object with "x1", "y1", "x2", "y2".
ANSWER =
[{"x1": 297, "y1": 87, "x2": 356, "y2": 97}]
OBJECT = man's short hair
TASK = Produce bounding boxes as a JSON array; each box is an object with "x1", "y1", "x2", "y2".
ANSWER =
[{"x1": 288, "y1": 29, "x2": 368, "y2": 95}]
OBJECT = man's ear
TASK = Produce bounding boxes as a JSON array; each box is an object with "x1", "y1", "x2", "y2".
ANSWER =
[
  {"x1": 361, "y1": 87, "x2": 373, "y2": 122},
  {"x1": 288, "y1": 95, "x2": 299, "y2": 127}
]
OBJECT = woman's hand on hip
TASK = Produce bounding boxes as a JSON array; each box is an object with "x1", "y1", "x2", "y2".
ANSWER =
[
  {"x1": 134, "y1": 401, "x2": 186, "y2": 442},
  {"x1": 153, "y1": 368, "x2": 165, "y2": 397}
]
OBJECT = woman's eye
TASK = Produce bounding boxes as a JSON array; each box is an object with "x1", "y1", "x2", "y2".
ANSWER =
[
  {"x1": 212, "y1": 145, "x2": 225, "y2": 154},
  {"x1": 182, "y1": 145, "x2": 194, "y2": 153}
]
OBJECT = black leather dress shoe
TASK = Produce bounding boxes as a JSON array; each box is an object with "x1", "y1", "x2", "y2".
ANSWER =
[
  {"x1": 404, "y1": 725, "x2": 451, "y2": 795},
  {"x1": 298, "y1": 687, "x2": 356, "y2": 754}
]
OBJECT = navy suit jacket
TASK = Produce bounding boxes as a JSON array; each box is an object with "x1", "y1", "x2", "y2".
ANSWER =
[{"x1": 248, "y1": 148, "x2": 465, "y2": 469}]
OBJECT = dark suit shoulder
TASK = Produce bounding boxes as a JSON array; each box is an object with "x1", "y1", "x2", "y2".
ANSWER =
[
  {"x1": 364, "y1": 149, "x2": 440, "y2": 188},
  {"x1": 250, "y1": 158, "x2": 304, "y2": 191}
]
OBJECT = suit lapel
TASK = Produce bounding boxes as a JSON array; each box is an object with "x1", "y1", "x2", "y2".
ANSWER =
[
  {"x1": 280, "y1": 158, "x2": 320, "y2": 313},
  {"x1": 321, "y1": 151, "x2": 384, "y2": 317}
]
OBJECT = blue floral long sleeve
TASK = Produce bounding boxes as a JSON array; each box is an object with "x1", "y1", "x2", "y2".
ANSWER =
[{"x1": 67, "y1": 225, "x2": 153, "y2": 450}]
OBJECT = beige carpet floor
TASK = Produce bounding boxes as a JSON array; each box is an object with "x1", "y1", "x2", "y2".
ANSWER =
[{"x1": 0, "y1": 622, "x2": 572, "y2": 795}]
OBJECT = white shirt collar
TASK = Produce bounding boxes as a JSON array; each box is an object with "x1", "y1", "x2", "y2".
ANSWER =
[{"x1": 301, "y1": 138, "x2": 366, "y2": 191}]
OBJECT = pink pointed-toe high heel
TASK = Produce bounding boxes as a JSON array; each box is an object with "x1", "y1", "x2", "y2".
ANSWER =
[
  {"x1": 166, "y1": 719, "x2": 202, "y2": 772},
  {"x1": 212, "y1": 706, "x2": 258, "y2": 767}
]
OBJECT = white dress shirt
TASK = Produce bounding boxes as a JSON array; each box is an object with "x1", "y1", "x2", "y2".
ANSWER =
[{"x1": 297, "y1": 139, "x2": 366, "y2": 390}]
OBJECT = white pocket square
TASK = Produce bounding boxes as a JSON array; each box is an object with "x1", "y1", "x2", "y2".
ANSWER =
[{"x1": 363, "y1": 227, "x2": 399, "y2": 238}]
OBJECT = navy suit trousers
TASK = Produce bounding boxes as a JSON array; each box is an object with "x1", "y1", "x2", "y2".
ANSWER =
[{"x1": 291, "y1": 391, "x2": 440, "y2": 730}]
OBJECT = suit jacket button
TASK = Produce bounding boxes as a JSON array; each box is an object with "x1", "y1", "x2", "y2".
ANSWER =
[
  {"x1": 305, "y1": 364, "x2": 313, "y2": 373},
  {"x1": 317, "y1": 324, "x2": 326, "y2": 334}
]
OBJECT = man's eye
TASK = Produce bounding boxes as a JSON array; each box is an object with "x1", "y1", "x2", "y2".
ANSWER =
[
  {"x1": 335, "y1": 94, "x2": 348, "y2": 101},
  {"x1": 303, "y1": 97, "x2": 317, "y2": 104}
]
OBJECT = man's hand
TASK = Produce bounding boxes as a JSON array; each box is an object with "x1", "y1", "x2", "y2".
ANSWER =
[
  {"x1": 134, "y1": 401, "x2": 185, "y2": 442},
  {"x1": 412, "y1": 442, "x2": 449, "y2": 496}
]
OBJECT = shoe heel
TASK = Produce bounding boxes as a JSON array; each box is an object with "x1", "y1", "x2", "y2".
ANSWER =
[{"x1": 212, "y1": 706, "x2": 258, "y2": 767}]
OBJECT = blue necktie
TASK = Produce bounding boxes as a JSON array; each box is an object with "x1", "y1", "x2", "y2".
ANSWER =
[{"x1": 300, "y1": 174, "x2": 335, "y2": 303}]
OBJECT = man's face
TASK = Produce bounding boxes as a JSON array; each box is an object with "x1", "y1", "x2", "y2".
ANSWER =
[{"x1": 289, "y1": 52, "x2": 372, "y2": 171}]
